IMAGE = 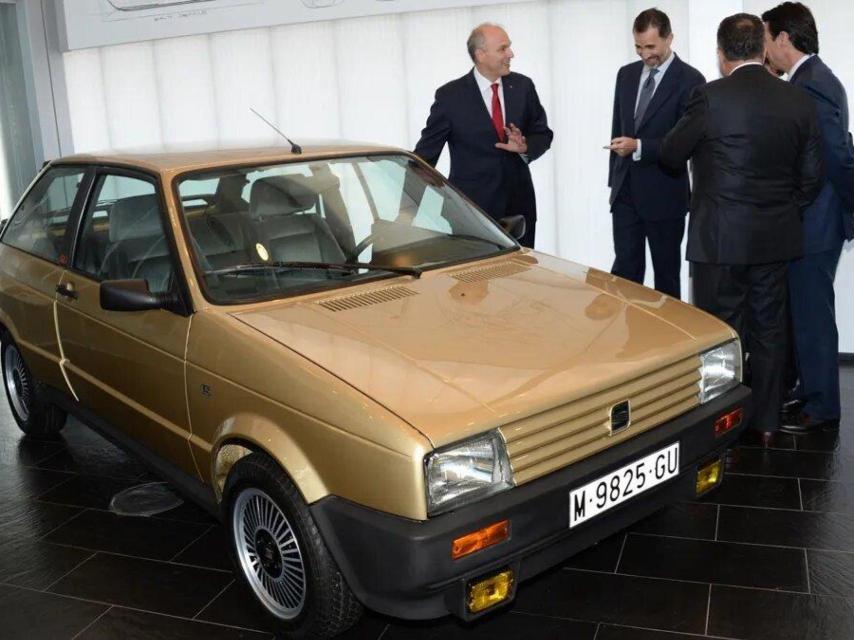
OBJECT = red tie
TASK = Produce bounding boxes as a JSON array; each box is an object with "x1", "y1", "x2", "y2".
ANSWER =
[{"x1": 491, "y1": 83, "x2": 505, "y2": 142}]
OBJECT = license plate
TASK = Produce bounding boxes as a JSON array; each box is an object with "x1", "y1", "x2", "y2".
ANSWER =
[{"x1": 569, "y1": 442, "x2": 680, "y2": 528}]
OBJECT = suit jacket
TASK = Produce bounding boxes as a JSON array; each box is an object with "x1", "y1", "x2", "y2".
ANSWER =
[
  {"x1": 790, "y1": 55, "x2": 854, "y2": 252},
  {"x1": 660, "y1": 64, "x2": 824, "y2": 265},
  {"x1": 608, "y1": 54, "x2": 705, "y2": 220},
  {"x1": 413, "y1": 70, "x2": 553, "y2": 222}
]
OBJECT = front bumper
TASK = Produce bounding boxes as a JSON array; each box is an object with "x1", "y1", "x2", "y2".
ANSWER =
[{"x1": 310, "y1": 384, "x2": 750, "y2": 621}]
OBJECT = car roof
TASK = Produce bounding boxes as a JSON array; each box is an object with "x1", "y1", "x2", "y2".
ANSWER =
[{"x1": 55, "y1": 140, "x2": 404, "y2": 175}]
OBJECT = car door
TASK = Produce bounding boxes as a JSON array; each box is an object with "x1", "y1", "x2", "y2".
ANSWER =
[
  {"x1": 54, "y1": 167, "x2": 197, "y2": 476},
  {"x1": 0, "y1": 165, "x2": 90, "y2": 396}
]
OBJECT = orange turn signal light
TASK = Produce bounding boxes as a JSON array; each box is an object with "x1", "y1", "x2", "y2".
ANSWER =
[
  {"x1": 452, "y1": 520, "x2": 510, "y2": 560},
  {"x1": 714, "y1": 408, "x2": 743, "y2": 437}
]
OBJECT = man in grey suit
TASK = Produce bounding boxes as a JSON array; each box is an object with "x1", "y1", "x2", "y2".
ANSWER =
[
  {"x1": 660, "y1": 13, "x2": 823, "y2": 441},
  {"x1": 763, "y1": 2, "x2": 854, "y2": 434}
]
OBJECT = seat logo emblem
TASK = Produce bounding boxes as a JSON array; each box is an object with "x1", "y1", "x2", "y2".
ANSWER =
[{"x1": 609, "y1": 400, "x2": 631, "y2": 435}]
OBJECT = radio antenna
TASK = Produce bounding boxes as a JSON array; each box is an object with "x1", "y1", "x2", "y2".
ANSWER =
[{"x1": 250, "y1": 107, "x2": 302, "y2": 154}]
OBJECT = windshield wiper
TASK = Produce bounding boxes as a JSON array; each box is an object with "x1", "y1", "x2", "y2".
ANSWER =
[{"x1": 206, "y1": 261, "x2": 422, "y2": 278}]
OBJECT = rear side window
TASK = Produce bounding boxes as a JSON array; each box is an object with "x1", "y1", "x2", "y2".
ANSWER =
[{"x1": 3, "y1": 167, "x2": 85, "y2": 264}]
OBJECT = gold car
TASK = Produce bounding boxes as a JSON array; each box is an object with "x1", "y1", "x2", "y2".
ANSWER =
[{"x1": 0, "y1": 144, "x2": 749, "y2": 639}]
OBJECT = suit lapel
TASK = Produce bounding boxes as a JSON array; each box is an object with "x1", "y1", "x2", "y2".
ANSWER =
[
  {"x1": 636, "y1": 54, "x2": 683, "y2": 131},
  {"x1": 503, "y1": 75, "x2": 522, "y2": 128}
]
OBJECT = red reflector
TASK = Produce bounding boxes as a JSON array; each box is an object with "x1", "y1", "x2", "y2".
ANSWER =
[
  {"x1": 714, "y1": 408, "x2": 743, "y2": 437},
  {"x1": 452, "y1": 520, "x2": 510, "y2": 560}
]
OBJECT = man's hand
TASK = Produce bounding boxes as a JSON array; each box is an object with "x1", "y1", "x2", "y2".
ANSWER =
[
  {"x1": 608, "y1": 136, "x2": 638, "y2": 157},
  {"x1": 496, "y1": 123, "x2": 528, "y2": 154}
]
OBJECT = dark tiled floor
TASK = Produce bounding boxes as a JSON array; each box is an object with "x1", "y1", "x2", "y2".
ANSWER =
[{"x1": 0, "y1": 366, "x2": 851, "y2": 639}]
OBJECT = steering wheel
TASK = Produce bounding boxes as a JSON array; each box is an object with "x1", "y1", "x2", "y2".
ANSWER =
[{"x1": 350, "y1": 228, "x2": 393, "y2": 262}]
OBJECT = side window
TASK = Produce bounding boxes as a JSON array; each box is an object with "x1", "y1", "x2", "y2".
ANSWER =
[
  {"x1": 74, "y1": 174, "x2": 175, "y2": 294},
  {"x1": 3, "y1": 166, "x2": 86, "y2": 264}
]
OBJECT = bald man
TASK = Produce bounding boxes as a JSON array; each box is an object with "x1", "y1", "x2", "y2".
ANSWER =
[{"x1": 414, "y1": 23, "x2": 553, "y2": 248}]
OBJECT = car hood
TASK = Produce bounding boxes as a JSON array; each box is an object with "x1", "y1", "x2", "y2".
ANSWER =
[{"x1": 232, "y1": 252, "x2": 734, "y2": 448}]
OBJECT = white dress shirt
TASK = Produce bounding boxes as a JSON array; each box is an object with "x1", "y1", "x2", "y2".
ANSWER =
[
  {"x1": 633, "y1": 50, "x2": 677, "y2": 161},
  {"x1": 473, "y1": 67, "x2": 506, "y2": 124}
]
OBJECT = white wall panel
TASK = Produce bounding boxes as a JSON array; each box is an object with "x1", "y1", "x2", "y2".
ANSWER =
[
  {"x1": 153, "y1": 36, "x2": 218, "y2": 148},
  {"x1": 210, "y1": 29, "x2": 277, "y2": 145},
  {"x1": 63, "y1": 48, "x2": 111, "y2": 153},
  {"x1": 100, "y1": 42, "x2": 163, "y2": 149},
  {"x1": 271, "y1": 22, "x2": 340, "y2": 140},
  {"x1": 333, "y1": 15, "x2": 408, "y2": 146}
]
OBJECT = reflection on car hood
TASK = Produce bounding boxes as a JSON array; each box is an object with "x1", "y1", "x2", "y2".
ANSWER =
[{"x1": 232, "y1": 253, "x2": 734, "y2": 448}]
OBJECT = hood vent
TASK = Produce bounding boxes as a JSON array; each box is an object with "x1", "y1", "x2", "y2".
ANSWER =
[
  {"x1": 452, "y1": 261, "x2": 530, "y2": 283},
  {"x1": 317, "y1": 285, "x2": 417, "y2": 312}
]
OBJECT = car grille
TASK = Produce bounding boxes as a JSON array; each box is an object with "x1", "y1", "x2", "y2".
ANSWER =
[{"x1": 499, "y1": 355, "x2": 701, "y2": 485}]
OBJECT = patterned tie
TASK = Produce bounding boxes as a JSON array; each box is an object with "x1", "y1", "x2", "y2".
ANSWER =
[
  {"x1": 634, "y1": 68, "x2": 659, "y2": 129},
  {"x1": 491, "y1": 83, "x2": 506, "y2": 142}
]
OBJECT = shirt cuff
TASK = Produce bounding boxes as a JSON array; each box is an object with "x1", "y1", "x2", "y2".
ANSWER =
[
  {"x1": 519, "y1": 153, "x2": 530, "y2": 164},
  {"x1": 632, "y1": 139, "x2": 642, "y2": 162}
]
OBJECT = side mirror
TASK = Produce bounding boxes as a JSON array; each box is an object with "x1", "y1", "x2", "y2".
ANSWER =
[
  {"x1": 498, "y1": 215, "x2": 527, "y2": 241},
  {"x1": 100, "y1": 279, "x2": 171, "y2": 312}
]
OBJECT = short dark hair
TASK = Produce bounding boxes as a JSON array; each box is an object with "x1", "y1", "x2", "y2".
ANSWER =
[
  {"x1": 633, "y1": 8, "x2": 671, "y2": 38},
  {"x1": 761, "y1": 2, "x2": 819, "y2": 55},
  {"x1": 717, "y1": 13, "x2": 765, "y2": 61}
]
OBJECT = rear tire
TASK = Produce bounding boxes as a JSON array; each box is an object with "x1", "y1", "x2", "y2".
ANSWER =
[
  {"x1": 1, "y1": 337, "x2": 66, "y2": 437},
  {"x1": 223, "y1": 452, "x2": 362, "y2": 639}
]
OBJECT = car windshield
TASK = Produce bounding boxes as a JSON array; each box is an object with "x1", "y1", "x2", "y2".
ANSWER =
[{"x1": 176, "y1": 154, "x2": 517, "y2": 303}]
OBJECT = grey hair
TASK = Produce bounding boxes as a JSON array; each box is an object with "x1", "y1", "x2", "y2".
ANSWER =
[{"x1": 467, "y1": 23, "x2": 503, "y2": 62}]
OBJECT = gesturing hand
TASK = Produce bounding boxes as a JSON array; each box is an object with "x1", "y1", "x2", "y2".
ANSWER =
[
  {"x1": 607, "y1": 137, "x2": 638, "y2": 158},
  {"x1": 496, "y1": 123, "x2": 528, "y2": 154}
]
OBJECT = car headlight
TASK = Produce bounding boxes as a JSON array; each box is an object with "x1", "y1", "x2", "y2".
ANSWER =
[
  {"x1": 699, "y1": 339, "x2": 742, "y2": 404},
  {"x1": 424, "y1": 431, "x2": 513, "y2": 516}
]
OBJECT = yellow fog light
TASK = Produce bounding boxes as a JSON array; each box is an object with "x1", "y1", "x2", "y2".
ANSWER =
[
  {"x1": 467, "y1": 569, "x2": 514, "y2": 613},
  {"x1": 696, "y1": 458, "x2": 723, "y2": 496}
]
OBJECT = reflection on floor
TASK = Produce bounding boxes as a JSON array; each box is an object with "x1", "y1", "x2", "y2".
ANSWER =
[{"x1": 0, "y1": 367, "x2": 852, "y2": 639}]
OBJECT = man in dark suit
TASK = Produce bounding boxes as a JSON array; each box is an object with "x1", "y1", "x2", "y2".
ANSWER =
[
  {"x1": 608, "y1": 8, "x2": 705, "y2": 299},
  {"x1": 413, "y1": 23, "x2": 553, "y2": 248},
  {"x1": 660, "y1": 13, "x2": 823, "y2": 440},
  {"x1": 763, "y1": 2, "x2": 854, "y2": 434}
]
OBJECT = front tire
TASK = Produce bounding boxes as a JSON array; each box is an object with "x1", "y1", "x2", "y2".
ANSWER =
[
  {"x1": 223, "y1": 452, "x2": 362, "y2": 639},
  {"x1": 1, "y1": 337, "x2": 66, "y2": 437}
]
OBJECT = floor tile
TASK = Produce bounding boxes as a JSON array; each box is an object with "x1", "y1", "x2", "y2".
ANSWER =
[
  {"x1": 195, "y1": 580, "x2": 276, "y2": 633},
  {"x1": 563, "y1": 532, "x2": 625, "y2": 572},
  {"x1": 794, "y1": 429, "x2": 844, "y2": 454},
  {"x1": 800, "y1": 478, "x2": 854, "y2": 514},
  {"x1": 808, "y1": 549, "x2": 854, "y2": 597},
  {"x1": 171, "y1": 525, "x2": 232, "y2": 570},
  {"x1": 383, "y1": 610, "x2": 596, "y2": 639},
  {"x1": 76, "y1": 607, "x2": 272, "y2": 640},
  {"x1": 0, "y1": 435, "x2": 66, "y2": 467},
  {"x1": 728, "y1": 447, "x2": 854, "y2": 482},
  {"x1": 34, "y1": 444, "x2": 150, "y2": 480},
  {"x1": 618, "y1": 533, "x2": 807, "y2": 591},
  {"x1": 0, "y1": 529, "x2": 93, "y2": 589},
  {"x1": 44, "y1": 508, "x2": 211, "y2": 560},
  {"x1": 37, "y1": 474, "x2": 143, "y2": 510},
  {"x1": 717, "y1": 505, "x2": 854, "y2": 552},
  {"x1": 596, "y1": 626, "x2": 708, "y2": 639},
  {"x1": 0, "y1": 496, "x2": 83, "y2": 538},
  {"x1": 708, "y1": 585, "x2": 854, "y2": 640},
  {"x1": 630, "y1": 502, "x2": 718, "y2": 540},
  {"x1": 702, "y1": 472, "x2": 801, "y2": 510},
  {"x1": 0, "y1": 464, "x2": 74, "y2": 499},
  {"x1": 513, "y1": 569, "x2": 708, "y2": 634},
  {"x1": 738, "y1": 429, "x2": 796, "y2": 450},
  {"x1": 49, "y1": 553, "x2": 233, "y2": 618},
  {"x1": 0, "y1": 583, "x2": 107, "y2": 639},
  {"x1": 153, "y1": 499, "x2": 218, "y2": 525}
]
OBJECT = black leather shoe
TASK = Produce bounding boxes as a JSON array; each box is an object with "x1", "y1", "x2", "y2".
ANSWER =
[
  {"x1": 780, "y1": 397, "x2": 805, "y2": 419},
  {"x1": 779, "y1": 412, "x2": 840, "y2": 435}
]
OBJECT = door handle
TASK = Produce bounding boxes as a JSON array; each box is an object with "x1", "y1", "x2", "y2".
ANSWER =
[{"x1": 56, "y1": 283, "x2": 78, "y2": 300}]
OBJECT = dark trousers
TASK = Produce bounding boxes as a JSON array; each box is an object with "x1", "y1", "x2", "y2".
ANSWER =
[
  {"x1": 692, "y1": 261, "x2": 789, "y2": 432},
  {"x1": 788, "y1": 244, "x2": 843, "y2": 420},
  {"x1": 610, "y1": 184, "x2": 686, "y2": 298}
]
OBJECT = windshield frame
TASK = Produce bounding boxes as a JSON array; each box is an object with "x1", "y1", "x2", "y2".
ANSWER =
[{"x1": 171, "y1": 150, "x2": 520, "y2": 306}]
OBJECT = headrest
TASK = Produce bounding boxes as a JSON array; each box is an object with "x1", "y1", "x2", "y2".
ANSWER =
[
  {"x1": 249, "y1": 173, "x2": 339, "y2": 219},
  {"x1": 109, "y1": 194, "x2": 162, "y2": 242}
]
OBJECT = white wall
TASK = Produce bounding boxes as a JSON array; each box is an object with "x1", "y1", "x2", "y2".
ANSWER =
[{"x1": 61, "y1": 0, "x2": 854, "y2": 351}]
